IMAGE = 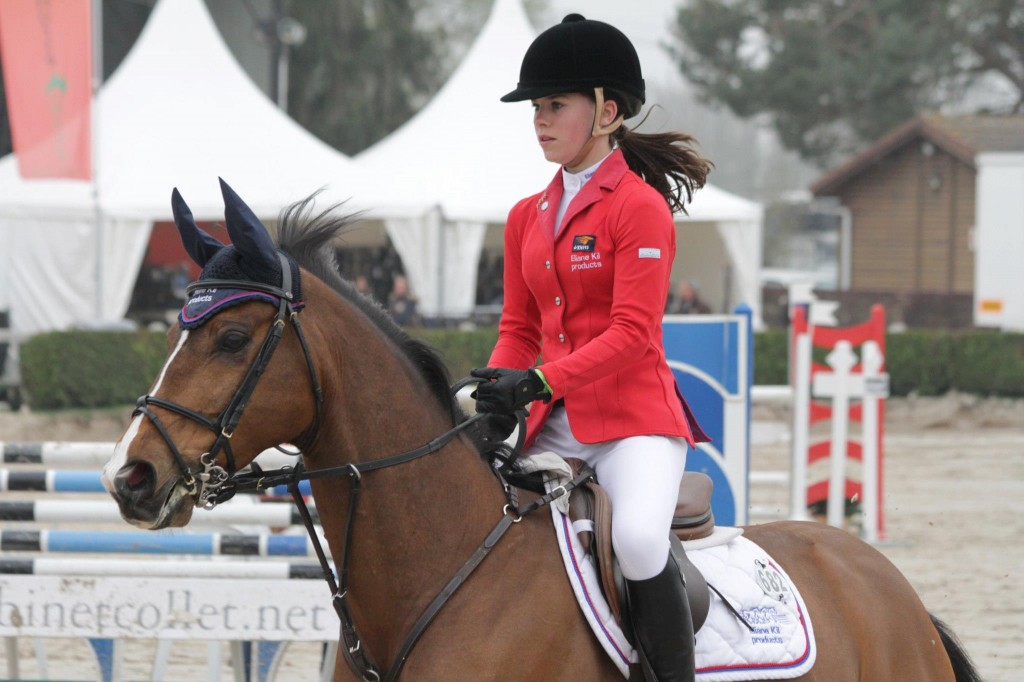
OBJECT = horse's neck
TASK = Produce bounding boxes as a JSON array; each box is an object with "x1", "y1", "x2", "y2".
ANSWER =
[{"x1": 303, "y1": 323, "x2": 504, "y2": 656}]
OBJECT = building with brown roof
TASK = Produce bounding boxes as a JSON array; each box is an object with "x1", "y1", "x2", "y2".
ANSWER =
[{"x1": 810, "y1": 114, "x2": 1024, "y2": 328}]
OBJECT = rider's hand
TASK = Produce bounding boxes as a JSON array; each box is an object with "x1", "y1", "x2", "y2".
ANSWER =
[
  {"x1": 478, "y1": 413, "x2": 519, "y2": 446},
  {"x1": 470, "y1": 367, "x2": 551, "y2": 414}
]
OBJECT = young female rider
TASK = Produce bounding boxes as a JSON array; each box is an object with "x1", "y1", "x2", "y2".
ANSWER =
[{"x1": 470, "y1": 13, "x2": 711, "y2": 682}]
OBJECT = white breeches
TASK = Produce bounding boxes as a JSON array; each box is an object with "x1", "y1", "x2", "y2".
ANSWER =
[{"x1": 525, "y1": 406, "x2": 687, "y2": 581}]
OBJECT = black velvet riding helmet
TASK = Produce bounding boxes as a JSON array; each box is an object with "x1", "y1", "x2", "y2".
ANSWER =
[{"x1": 501, "y1": 13, "x2": 645, "y2": 116}]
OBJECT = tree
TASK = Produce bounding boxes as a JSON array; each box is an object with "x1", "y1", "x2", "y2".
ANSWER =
[
  {"x1": 285, "y1": 0, "x2": 492, "y2": 155},
  {"x1": 670, "y1": 0, "x2": 1024, "y2": 168}
]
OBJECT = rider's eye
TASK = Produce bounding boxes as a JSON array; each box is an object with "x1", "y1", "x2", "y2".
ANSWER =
[{"x1": 219, "y1": 331, "x2": 249, "y2": 353}]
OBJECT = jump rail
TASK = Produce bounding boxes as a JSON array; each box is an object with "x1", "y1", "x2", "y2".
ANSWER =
[
  {"x1": 0, "y1": 529, "x2": 327, "y2": 557},
  {"x1": 0, "y1": 469, "x2": 313, "y2": 497},
  {"x1": 0, "y1": 557, "x2": 324, "y2": 579},
  {"x1": 1, "y1": 442, "x2": 302, "y2": 469},
  {"x1": 0, "y1": 499, "x2": 318, "y2": 528},
  {"x1": 1, "y1": 447, "x2": 332, "y2": 682}
]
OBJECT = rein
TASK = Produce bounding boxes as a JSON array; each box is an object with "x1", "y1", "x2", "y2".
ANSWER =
[{"x1": 224, "y1": 390, "x2": 590, "y2": 682}]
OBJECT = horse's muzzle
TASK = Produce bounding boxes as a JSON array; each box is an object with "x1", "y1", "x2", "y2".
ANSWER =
[{"x1": 110, "y1": 461, "x2": 193, "y2": 529}]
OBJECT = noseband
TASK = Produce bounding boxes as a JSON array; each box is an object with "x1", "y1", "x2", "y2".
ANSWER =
[{"x1": 133, "y1": 253, "x2": 323, "y2": 509}]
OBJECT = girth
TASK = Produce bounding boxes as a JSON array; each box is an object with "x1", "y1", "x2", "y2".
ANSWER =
[{"x1": 565, "y1": 462, "x2": 714, "y2": 632}]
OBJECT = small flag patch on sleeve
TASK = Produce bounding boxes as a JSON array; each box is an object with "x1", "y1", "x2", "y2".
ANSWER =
[{"x1": 638, "y1": 248, "x2": 661, "y2": 259}]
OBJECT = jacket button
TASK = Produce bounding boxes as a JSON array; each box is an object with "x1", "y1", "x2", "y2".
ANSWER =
[
  {"x1": 545, "y1": 260, "x2": 551, "y2": 270},
  {"x1": 554, "y1": 296, "x2": 561, "y2": 306},
  {"x1": 558, "y1": 333, "x2": 565, "y2": 343}
]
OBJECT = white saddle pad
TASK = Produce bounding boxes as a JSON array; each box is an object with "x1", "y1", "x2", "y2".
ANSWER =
[{"x1": 551, "y1": 506, "x2": 817, "y2": 680}]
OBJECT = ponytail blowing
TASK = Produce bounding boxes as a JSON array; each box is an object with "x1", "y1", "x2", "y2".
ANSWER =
[{"x1": 613, "y1": 126, "x2": 712, "y2": 215}]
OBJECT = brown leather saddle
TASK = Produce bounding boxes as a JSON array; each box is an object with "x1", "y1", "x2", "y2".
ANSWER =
[{"x1": 565, "y1": 458, "x2": 714, "y2": 633}]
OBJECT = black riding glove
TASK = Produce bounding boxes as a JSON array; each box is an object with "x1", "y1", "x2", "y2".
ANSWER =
[
  {"x1": 470, "y1": 367, "x2": 551, "y2": 415},
  {"x1": 478, "y1": 413, "x2": 519, "y2": 446}
]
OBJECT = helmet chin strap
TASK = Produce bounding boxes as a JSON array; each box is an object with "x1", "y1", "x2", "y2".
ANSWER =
[
  {"x1": 591, "y1": 87, "x2": 625, "y2": 136},
  {"x1": 565, "y1": 87, "x2": 624, "y2": 171}
]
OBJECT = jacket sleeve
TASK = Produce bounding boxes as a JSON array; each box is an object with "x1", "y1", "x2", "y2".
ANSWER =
[
  {"x1": 488, "y1": 201, "x2": 542, "y2": 370},
  {"x1": 538, "y1": 186, "x2": 674, "y2": 398}
]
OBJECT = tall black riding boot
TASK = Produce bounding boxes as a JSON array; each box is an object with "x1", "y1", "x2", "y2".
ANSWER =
[{"x1": 626, "y1": 554, "x2": 696, "y2": 682}]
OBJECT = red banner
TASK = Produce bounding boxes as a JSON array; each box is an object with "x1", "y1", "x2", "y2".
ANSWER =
[{"x1": 0, "y1": 0, "x2": 92, "y2": 180}]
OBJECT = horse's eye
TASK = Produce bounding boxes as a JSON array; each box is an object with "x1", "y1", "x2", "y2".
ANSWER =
[{"x1": 219, "y1": 331, "x2": 249, "y2": 353}]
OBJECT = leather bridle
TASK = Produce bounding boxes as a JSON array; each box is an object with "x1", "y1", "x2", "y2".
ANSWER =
[{"x1": 133, "y1": 253, "x2": 322, "y2": 509}]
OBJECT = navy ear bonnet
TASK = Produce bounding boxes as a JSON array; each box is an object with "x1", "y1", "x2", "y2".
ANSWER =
[{"x1": 172, "y1": 179, "x2": 303, "y2": 329}]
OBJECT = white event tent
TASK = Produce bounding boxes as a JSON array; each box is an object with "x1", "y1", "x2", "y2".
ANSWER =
[
  {"x1": 0, "y1": 0, "x2": 389, "y2": 338},
  {"x1": 0, "y1": 0, "x2": 763, "y2": 345},
  {"x1": 357, "y1": 0, "x2": 764, "y2": 323}
]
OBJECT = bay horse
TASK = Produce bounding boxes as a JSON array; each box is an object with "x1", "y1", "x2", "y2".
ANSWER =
[{"x1": 103, "y1": 183, "x2": 980, "y2": 681}]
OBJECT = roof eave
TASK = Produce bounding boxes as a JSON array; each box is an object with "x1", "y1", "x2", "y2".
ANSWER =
[{"x1": 810, "y1": 115, "x2": 978, "y2": 196}]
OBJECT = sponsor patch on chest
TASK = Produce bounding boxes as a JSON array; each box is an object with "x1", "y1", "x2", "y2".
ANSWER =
[{"x1": 572, "y1": 234, "x2": 597, "y2": 252}]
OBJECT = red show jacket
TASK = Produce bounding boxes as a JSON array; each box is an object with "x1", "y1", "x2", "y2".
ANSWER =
[{"x1": 488, "y1": 149, "x2": 709, "y2": 449}]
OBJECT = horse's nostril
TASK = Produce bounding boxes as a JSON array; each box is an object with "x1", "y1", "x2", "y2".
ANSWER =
[
  {"x1": 115, "y1": 461, "x2": 156, "y2": 499},
  {"x1": 126, "y1": 464, "x2": 148, "y2": 488}
]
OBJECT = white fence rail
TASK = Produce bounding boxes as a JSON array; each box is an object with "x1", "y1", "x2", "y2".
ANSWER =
[{"x1": 1, "y1": 445, "x2": 335, "y2": 682}]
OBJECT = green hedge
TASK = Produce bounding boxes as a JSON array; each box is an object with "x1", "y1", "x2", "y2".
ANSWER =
[
  {"x1": 753, "y1": 329, "x2": 789, "y2": 386},
  {"x1": 411, "y1": 327, "x2": 499, "y2": 380},
  {"x1": 951, "y1": 330, "x2": 1024, "y2": 397},
  {"x1": 885, "y1": 331, "x2": 955, "y2": 396},
  {"x1": 21, "y1": 330, "x2": 169, "y2": 410},
  {"x1": 755, "y1": 329, "x2": 1024, "y2": 398},
  {"x1": 18, "y1": 326, "x2": 1024, "y2": 409}
]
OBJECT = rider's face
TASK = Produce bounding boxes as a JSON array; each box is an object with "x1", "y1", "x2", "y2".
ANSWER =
[{"x1": 532, "y1": 93, "x2": 596, "y2": 169}]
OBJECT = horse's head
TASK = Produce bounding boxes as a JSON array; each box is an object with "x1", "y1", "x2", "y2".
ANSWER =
[{"x1": 103, "y1": 180, "x2": 320, "y2": 529}]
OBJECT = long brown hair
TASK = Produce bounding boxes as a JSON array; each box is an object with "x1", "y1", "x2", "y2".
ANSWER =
[
  {"x1": 604, "y1": 89, "x2": 713, "y2": 215},
  {"x1": 614, "y1": 126, "x2": 711, "y2": 215}
]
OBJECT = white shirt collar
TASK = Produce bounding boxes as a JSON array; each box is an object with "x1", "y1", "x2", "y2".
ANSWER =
[
  {"x1": 561, "y1": 152, "x2": 612, "y2": 193},
  {"x1": 555, "y1": 152, "x2": 613, "y2": 234}
]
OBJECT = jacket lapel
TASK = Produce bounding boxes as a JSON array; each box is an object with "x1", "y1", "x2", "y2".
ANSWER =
[
  {"x1": 536, "y1": 170, "x2": 564, "y2": 248},
  {"x1": 555, "y1": 149, "x2": 628, "y2": 241}
]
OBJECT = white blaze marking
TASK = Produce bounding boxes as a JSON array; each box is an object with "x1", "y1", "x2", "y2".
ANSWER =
[
  {"x1": 151, "y1": 330, "x2": 190, "y2": 397},
  {"x1": 102, "y1": 331, "x2": 190, "y2": 490}
]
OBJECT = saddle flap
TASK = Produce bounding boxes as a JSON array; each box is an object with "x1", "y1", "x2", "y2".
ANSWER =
[
  {"x1": 565, "y1": 460, "x2": 621, "y2": 625},
  {"x1": 565, "y1": 464, "x2": 718, "y2": 626},
  {"x1": 673, "y1": 472, "x2": 715, "y2": 542},
  {"x1": 670, "y1": 534, "x2": 711, "y2": 633}
]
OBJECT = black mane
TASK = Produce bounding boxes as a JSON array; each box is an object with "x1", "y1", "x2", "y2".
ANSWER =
[{"x1": 274, "y1": 193, "x2": 469, "y2": 430}]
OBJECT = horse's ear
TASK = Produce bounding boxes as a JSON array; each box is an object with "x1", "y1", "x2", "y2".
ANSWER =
[
  {"x1": 172, "y1": 188, "x2": 224, "y2": 266},
  {"x1": 218, "y1": 178, "x2": 278, "y2": 271}
]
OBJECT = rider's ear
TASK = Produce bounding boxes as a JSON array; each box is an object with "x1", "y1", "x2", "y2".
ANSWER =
[
  {"x1": 218, "y1": 177, "x2": 278, "y2": 273},
  {"x1": 172, "y1": 188, "x2": 224, "y2": 266}
]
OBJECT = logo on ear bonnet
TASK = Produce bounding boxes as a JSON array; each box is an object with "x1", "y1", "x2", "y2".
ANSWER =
[
  {"x1": 180, "y1": 284, "x2": 301, "y2": 329},
  {"x1": 172, "y1": 180, "x2": 303, "y2": 328}
]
